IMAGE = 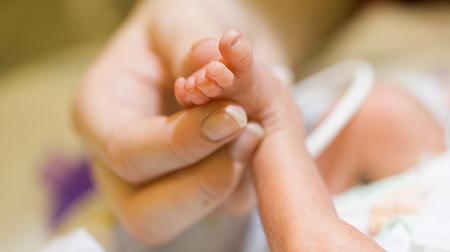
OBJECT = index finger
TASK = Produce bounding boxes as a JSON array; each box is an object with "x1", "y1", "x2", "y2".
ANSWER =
[{"x1": 96, "y1": 101, "x2": 248, "y2": 184}]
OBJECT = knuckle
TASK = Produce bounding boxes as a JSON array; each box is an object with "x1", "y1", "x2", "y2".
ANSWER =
[
  {"x1": 103, "y1": 136, "x2": 144, "y2": 184},
  {"x1": 197, "y1": 171, "x2": 235, "y2": 204},
  {"x1": 72, "y1": 94, "x2": 146, "y2": 185},
  {"x1": 168, "y1": 136, "x2": 204, "y2": 165}
]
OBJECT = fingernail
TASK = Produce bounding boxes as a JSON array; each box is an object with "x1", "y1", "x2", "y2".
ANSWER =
[{"x1": 201, "y1": 105, "x2": 247, "y2": 141}]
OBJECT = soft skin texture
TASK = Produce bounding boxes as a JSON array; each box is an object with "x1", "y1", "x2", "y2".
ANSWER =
[
  {"x1": 73, "y1": 0, "x2": 355, "y2": 246},
  {"x1": 74, "y1": 0, "x2": 442, "y2": 249},
  {"x1": 175, "y1": 30, "x2": 383, "y2": 251},
  {"x1": 317, "y1": 85, "x2": 446, "y2": 193},
  {"x1": 73, "y1": 0, "x2": 267, "y2": 246}
]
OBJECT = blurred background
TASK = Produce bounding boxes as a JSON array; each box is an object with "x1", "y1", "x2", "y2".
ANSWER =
[
  {"x1": 0, "y1": 0, "x2": 449, "y2": 251},
  {"x1": 0, "y1": 0, "x2": 133, "y2": 69},
  {"x1": 0, "y1": 0, "x2": 133, "y2": 251}
]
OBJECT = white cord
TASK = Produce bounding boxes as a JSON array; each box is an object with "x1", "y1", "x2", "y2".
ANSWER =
[{"x1": 292, "y1": 59, "x2": 375, "y2": 158}]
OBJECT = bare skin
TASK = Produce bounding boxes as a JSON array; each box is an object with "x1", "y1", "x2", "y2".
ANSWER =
[
  {"x1": 176, "y1": 35, "x2": 447, "y2": 251},
  {"x1": 174, "y1": 30, "x2": 282, "y2": 123},
  {"x1": 317, "y1": 85, "x2": 446, "y2": 193},
  {"x1": 175, "y1": 30, "x2": 383, "y2": 251},
  {"x1": 74, "y1": 0, "x2": 446, "y2": 249},
  {"x1": 74, "y1": 0, "x2": 268, "y2": 246},
  {"x1": 175, "y1": 30, "x2": 447, "y2": 194}
]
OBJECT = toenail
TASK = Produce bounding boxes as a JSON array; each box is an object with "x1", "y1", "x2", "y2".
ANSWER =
[
  {"x1": 201, "y1": 105, "x2": 247, "y2": 141},
  {"x1": 230, "y1": 36, "x2": 242, "y2": 49},
  {"x1": 223, "y1": 105, "x2": 247, "y2": 128}
]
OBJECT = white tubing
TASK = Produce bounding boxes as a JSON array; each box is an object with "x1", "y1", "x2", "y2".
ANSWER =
[{"x1": 292, "y1": 59, "x2": 375, "y2": 158}]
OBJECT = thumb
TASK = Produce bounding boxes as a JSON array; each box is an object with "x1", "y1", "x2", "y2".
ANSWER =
[{"x1": 100, "y1": 101, "x2": 248, "y2": 184}]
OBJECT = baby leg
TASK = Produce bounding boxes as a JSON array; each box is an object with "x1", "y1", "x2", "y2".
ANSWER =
[
  {"x1": 174, "y1": 31, "x2": 380, "y2": 250},
  {"x1": 317, "y1": 85, "x2": 446, "y2": 193}
]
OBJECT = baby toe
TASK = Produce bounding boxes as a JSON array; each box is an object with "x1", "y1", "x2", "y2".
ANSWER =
[
  {"x1": 196, "y1": 70, "x2": 222, "y2": 97},
  {"x1": 205, "y1": 61, "x2": 234, "y2": 88},
  {"x1": 174, "y1": 77, "x2": 191, "y2": 107},
  {"x1": 186, "y1": 76, "x2": 210, "y2": 105},
  {"x1": 219, "y1": 30, "x2": 253, "y2": 73}
]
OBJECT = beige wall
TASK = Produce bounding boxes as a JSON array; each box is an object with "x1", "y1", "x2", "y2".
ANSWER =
[{"x1": 0, "y1": 0, "x2": 134, "y2": 70}]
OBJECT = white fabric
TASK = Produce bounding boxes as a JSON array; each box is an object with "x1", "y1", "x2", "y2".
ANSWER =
[
  {"x1": 335, "y1": 152, "x2": 450, "y2": 251},
  {"x1": 41, "y1": 229, "x2": 104, "y2": 252}
]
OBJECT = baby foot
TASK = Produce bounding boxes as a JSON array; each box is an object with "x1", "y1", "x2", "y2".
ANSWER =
[
  {"x1": 174, "y1": 32, "x2": 341, "y2": 246},
  {"x1": 174, "y1": 30, "x2": 286, "y2": 122}
]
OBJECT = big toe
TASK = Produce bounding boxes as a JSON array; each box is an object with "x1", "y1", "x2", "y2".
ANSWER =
[{"x1": 219, "y1": 30, "x2": 253, "y2": 73}]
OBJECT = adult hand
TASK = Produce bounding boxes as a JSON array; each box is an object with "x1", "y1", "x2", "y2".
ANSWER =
[{"x1": 73, "y1": 3, "x2": 262, "y2": 245}]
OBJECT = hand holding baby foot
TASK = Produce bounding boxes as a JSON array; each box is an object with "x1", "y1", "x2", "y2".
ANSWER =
[
  {"x1": 74, "y1": 18, "x2": 267, "y2": 245},
  {"x1": 175, "y1": 30, "x2": 286, "y2": 123},
  {"x1": 175, "y1": 30, "x2": 384, "y2": 251}
]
